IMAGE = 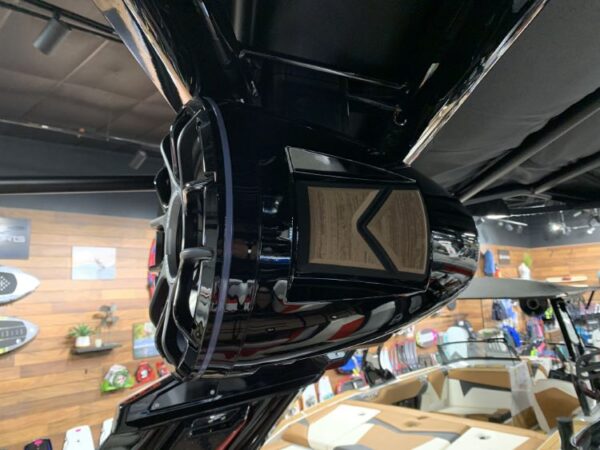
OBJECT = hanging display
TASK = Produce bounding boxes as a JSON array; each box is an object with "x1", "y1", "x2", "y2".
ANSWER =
[
  {"x1": 0, "y1": 317, "x2": 38, "y2": 355},
  {"x1": 0, "y1": 266, "x2": 39, "y2": 305},
  {"x1": 101, "y1": 364, "x2": 134, "y2": 392},
  {"x1": 415, "y1": 328, "x2": 439, "y2": 348},
  {"x1": 135, "y1": 361, "x2": 156, "y2": 384}
]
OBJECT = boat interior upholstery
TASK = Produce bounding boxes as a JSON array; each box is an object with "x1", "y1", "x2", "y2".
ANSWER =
[
  {"x1": 263, "y1": 398, "x2": 546, "y2": 450},
  {"x1": 371, "y1": 363, "x2": 581, "y2": 431},
  {"x1": 263, "y1": 361, "x2": 584, "y2": 450}
]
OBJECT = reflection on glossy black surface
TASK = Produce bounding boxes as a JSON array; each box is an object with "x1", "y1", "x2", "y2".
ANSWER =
[
  {"x1": 148, "y1": 99, "x2": 478, "y2": 378},
  {"x1": 94, "y1": 0, "x2": 546, "y2": 165},
  {"x1": 100, "y1": 357, "x2": 330, "y2": 450},
  {"x1": 92, "y1": 1, "x2": 549, "y2": 447}
]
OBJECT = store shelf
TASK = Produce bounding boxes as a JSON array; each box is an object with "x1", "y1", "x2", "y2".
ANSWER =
[{"x1": 71, "y1": 343, "x2": 121, "y2": 355}]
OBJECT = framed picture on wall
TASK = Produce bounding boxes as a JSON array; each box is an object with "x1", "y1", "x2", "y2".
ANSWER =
[
  {"x1": 132, "y1": 322, "x2": 160, "y2": 359},
  {"x1": 497, "y1": 249, "x2": 511, "y2": 265},
  {"x1": 72, "y1": 246, "x2": 116, "y2": 280}
]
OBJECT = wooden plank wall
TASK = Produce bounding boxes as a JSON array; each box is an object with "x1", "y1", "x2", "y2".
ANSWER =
[
  {"x1": 1, "y1": 206, "x2": 599, "y2": 448},
  {"x1": 0, "y1": 207, "x2": 158, "y2": 449},
  {"x1": 479, "y1": 242, "x2": 600, "y2": 285},
  {"x1": 530, "y1": 244, "x2": 600, "y2": 283}
]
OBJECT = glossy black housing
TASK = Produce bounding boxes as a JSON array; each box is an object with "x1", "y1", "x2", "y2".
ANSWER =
[{"x1": 151, "y1": 99, "x2": 478, "y2": 378}]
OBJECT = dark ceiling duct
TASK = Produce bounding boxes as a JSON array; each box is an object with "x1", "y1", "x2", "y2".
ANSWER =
[{"x1": 458, "y1": 88, "x2": 600, "y2": 202}]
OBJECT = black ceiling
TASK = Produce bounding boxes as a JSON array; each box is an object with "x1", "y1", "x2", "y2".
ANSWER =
[
  {"x1": 0, "y1": 0, "x2": 173, "y2": 147},
  {"x1": 413, "y1": 0, "x2": 600, "y2": 212},
  {"x1": 2, "y1": 0, "x2": 600, "y2": 215}
]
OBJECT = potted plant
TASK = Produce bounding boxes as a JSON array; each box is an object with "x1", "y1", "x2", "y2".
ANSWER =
[{"x1": 69, "y1": 324, "x2": 93, "y2": 348}]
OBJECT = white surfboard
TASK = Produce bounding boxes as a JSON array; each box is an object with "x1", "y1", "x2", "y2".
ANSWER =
[
  {"x1": 0, "y1": 266, "x2": 40, "y2": 305},
  {"x1": 0, "y1": 317, "x2": 38, "y2": 355},
  {"x1": 546, "y1": 275, "x2": 588, "y2": 283},
  {"x1": 63, "y1": 425, "x2": 95, "y2": 450}
]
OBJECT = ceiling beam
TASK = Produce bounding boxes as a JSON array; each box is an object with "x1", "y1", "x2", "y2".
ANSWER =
[
  {"x1": 533, "y1": 150, "x2": 600, "y2": 194},
  {"x1": 465, "y1": 151, "x2": 600, "y2": 206},
  {"x1": 0, "y1": 176, "x2": 155, "y2": 195},
  {"x1": 458, "y1": 88, "x2": 600, "y2": 202}
]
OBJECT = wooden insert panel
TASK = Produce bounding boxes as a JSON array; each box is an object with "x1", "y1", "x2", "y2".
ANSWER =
[
  {"x1": 307, "y1": 187, "x2": 383, "y2": 270},
  {"x1": 307, "y1": 187, "x2": 428, "y2": 274}
]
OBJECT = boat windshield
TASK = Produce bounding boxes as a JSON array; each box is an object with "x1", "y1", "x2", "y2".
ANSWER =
[{"x1": 437, "y1": 338, "x2": 520, "y2": 364}]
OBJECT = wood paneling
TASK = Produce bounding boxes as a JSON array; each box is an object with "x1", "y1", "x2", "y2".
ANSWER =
[
  {"x1": 2, "y1": 205, "x2": 598, "y2": 447},
  {"x1": 308, "y1": 187, "x2": 383, "y2": 270},
  {"x1": 365, "y1": 190, "x2": 428, "y2": 274},
  {"x1": 530, "y1": 243, "x2": 600, "y2": 283},
  {"x1": 307, "y1": 187, "x2": 428, "y2": 274},
  {"x1": 0, "y1": 207, "x2": 158, "y2": 449}
]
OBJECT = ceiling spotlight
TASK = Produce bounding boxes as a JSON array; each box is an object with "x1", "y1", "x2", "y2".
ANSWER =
[
  {"x1": 505, "y1": 223, "x2": 514, "y2": 232},
  {"x1": 33, "y1": 16, "x2": 70, "y2": 55},
  {"x1": 549, "y1": 222, "x2": 562, "y2": 232},
  {"x1": 587, "y1": 227, "x2": 596, "y2": 235},
  {"x1": 517, "y1": 225, "x2": 523, "y2": 234},
  {"x1": 590, "y1": 216, "x2": 600, "y2": 227},
  {"x1": 129, "y1": 150, "x2": 148, "y2": 170},
  {"x1": 498, "y1": 221, "x2": 504, "y2": 227}
]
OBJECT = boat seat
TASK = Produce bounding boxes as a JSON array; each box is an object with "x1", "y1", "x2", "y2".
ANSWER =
[
  {"x1": 418, "y1": 364, "x2": 538, "y2": 428},
  {"x1": 528, "y1": 378, "x2": 581, "y2": 433},
  {"x1": 280, "y1": 401, "x2": 466, "y2": 449},
  {"x1": 262, "y1": 440, "x2": 311, "y2": 450},
  {"x1": 446, "y1": 426, "x2": 541, "y2": 450},
  {"x1": 264, "y1": 398, "x2": 546, "y2": 450},
  {"x1": 370, "y1": 376, "x2": 427, "y2": 408},
  {"x1": 436, "y1": 406, "x2": 511, "y2": 423}
]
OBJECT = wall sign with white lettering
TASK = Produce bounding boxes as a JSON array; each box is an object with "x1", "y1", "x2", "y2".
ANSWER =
[{"x1": 0, "y1": 218, "x2": 31, "y2": 260}]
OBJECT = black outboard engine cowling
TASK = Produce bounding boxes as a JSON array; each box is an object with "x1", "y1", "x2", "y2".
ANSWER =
[{"x1": 150, "y1": 98, "x2": 478, "y2": 379}]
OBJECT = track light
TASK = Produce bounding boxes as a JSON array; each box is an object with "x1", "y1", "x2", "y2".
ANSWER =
[
  {"x1": 587, "y1": 227, "x2": 596, "y2": 235},
  {"x1": 33, "y1": 16, "x2": 70, "y2": 55},
  {"x1": 128, "y1": 150, "x2": 148, "y2": 170},
  {"x1": 505, "y1": 223, "x2": 514, "y2": 232},
  {"x1": 549, "y1": 222, "x2": 562, "y2": 232}
]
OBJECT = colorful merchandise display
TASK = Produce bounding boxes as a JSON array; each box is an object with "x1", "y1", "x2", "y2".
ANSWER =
[{"x1": 101, "y1": 364, "x2": 134, "y2": 392}]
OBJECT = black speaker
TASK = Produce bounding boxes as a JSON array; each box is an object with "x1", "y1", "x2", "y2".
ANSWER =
[
  {"x1": 519, "y1": 298, "x2": 549, "y2": 317},
  {"x1": 149, "y1": 98, "x2": 479, "y2": 378}
]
